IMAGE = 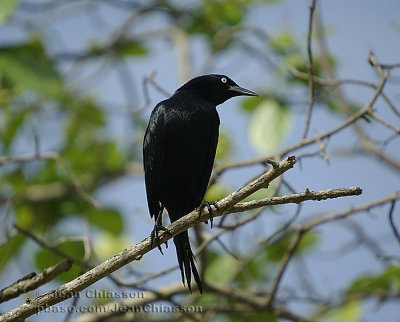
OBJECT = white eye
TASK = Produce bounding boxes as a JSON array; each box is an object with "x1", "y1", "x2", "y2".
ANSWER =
[{"x1": 221, "y1": 77, "x2": 227, "y2": 83}]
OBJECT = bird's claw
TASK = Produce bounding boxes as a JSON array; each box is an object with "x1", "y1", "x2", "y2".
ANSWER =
[
  {"x1": 198, "y1": 200, "x2": 219, "y2": 229},
  {"x1": 150, "y1": 224, "x2": 172, "y2": 255}
]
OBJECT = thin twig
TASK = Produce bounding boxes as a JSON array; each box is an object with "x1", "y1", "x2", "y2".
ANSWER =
[
  {"x1": 230, "y1": 187, "x2": 362, "y2": 213},
  {"x1": 0, "y1": 260, "x2": 72, "y2": 303},
  {"x1": 266, "y1": 230, "x2": 304, "y2": 306},
  {"x1": 211, "y1": 71, "x2": 388, "y2": 180},
  {"x1": 302, "y1": 0, "x2": 318, "y2": 139},
  {"x1": 388, "y1": 200, "x2": 400, "y2": 248},
  {"x1": 13, "y1": 224, "x2": 89, "y2": 268},
  {"x1": 302, "y1": 191, "x2": 400, "y2": 229}
]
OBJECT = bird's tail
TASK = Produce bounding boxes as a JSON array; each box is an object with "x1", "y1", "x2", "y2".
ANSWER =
[{"x1": 173, "y1": 231, "x2": 203, "y2": 293}]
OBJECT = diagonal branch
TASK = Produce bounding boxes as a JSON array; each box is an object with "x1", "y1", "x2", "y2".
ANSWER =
[
  {"x1": 0, "y1": 260, "x2": 72, "y2": 304},
  {"x1": 210, "y1": 71, "x2": 388, "y2": 181},
  {"x1": 0, "y1": 156, "x2": 363, "y2": 321},
  {"x1": 388, "y1": 201, "x2": 400, "y2": 247},
  {"x1": 265, "y1": 230, "x2": 304, "y2": 307}
]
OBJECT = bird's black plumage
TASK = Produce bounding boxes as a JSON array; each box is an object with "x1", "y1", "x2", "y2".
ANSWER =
[{"x1": 143, "y1": 74, "x2": 257, "y2": 293}]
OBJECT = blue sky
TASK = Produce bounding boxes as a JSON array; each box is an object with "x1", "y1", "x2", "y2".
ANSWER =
[{"x1": 1, "y1": 0, "x2": 400, "y2": 320}]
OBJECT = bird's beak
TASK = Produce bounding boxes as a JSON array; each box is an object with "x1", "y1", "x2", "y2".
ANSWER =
[{"x1": 228, "y1": 85, "x2": 258, "y2": 97}]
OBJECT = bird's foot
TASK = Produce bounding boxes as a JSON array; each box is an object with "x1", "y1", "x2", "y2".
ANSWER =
[
  {"x1": 150, "y1": 224, "x2": 172, "y2": 255},
  {"x1": 198, "y1": 200, "x2": 219, "y2": 229}
]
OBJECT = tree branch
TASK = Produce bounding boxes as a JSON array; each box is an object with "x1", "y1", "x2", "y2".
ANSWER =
[
  {"x1": 388, "y1": 200, "x2": 400, "y2": 247},
  {"x1": 266, "y1": 230, "x2": 304, "y2": 307},
  {"x1": 230, "y1": 187, "x2": 362, "y2": 213},
  {"x1": 210, "y1": 68, "x2": 388, "y2": 182},
  {"x1": 73, "y1": 283, "x2": 188, "y2": 322},
  {"x1": 302, "y1": 191, "x2": 400, "y2": 229},
  {"x1": 0, "y1": 260, "x2": 72, "y2": 304},
  {"x1": 302, "y1": 0, "x2": 318, "y2": 139},
  {"x1": 0, "y1": 156, "x2": 363, "y2": 321},
  {"x1": 13, "y1": 224, "x2": 89, "y2": 269}
]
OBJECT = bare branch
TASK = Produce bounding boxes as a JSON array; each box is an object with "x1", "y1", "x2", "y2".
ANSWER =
[
  {"x1": 0, "y1": 260, "x2": 72, "y2": 304},
  {"x1": 303, "y1": 191, "x2": 400, "y2": 229},
  {"x1": 1, "y1": 156, "x2": 360, "y2": 321},
  {"x1": 211, "y1": 72, "x2": 388, "y2": 181},
  {"x1": 14, "y1": 224, "x2": 89, "y2": 269},
  {"x1": 230, "y1": 187, "x2": 362, "y2": 213},
  {"x1": 0, "y1": 156, "x2": 296, "y2": 321},
  {"x1": 302, "y1": 0, "x2": 318, "y2": 139},
  {"x1": 266, "y1": 230, "x2": 304, "y2": 307},
  {"x1": 206, "y1": 281, "x2": 314, "y2": 322},
  {"x1": 289, "y1": 67, "x2": 400, "y2": 117},
  {"x1": 73, "y1": 283, "x2": 188, "y2": 322},
  {"x1": 361, "y1": 143, "x2": 400, "y2": 173},
  {"x1": 388, "y1": 201, "x2": 400, "y2": 248}
]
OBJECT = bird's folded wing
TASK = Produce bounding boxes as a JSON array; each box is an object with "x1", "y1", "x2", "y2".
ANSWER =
[{"x1": 143, "y1": 103, "x2": 167, "y2": 218}]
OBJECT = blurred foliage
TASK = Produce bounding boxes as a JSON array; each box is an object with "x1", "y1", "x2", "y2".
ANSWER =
[
  {"x1": 347, "y1": 265, "x2": 400, "y2": 298},
  {"x1": 0, "y1": 0, "x2": 393, "y2": 321},
  {"x1": 0, "y1": 233, "x2": 25, "y2": 272},
  {"x1": 0, "y1": 37, "x2": 64, "y2": 99},
  {"x1": 205, "y1": 182, "x2": 232, "y2": 202},
  {"x1": 0, "y1": 0, "x2": 18, "y2": 26},
  {"x1": 94, "y1": 232, "x2": 134, "y2": 261},
  {"x1": 205, "y1": 252, "x2": 239, "y2": 284},
  {"x1": 215, "y1": 130, "x2": 233, "y2": 162},
  {"x1": 35, "y1": 240, "x2": 85, "y2": 282},
  {"x1": 248, "y1": 98, "x2": 292, "y2": 153},
  {"x1": 315, "y1": 300, "x2": 362, "y2": 322}
]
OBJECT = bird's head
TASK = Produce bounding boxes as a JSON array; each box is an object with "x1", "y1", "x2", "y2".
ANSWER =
[{"x1": 176, "y1": 74, "x2": 258, "y2": 105}]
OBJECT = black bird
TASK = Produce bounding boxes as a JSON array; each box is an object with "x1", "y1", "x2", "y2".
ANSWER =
[{"x1": 143, "y1": 74, "x2": 257, "y2": 293}]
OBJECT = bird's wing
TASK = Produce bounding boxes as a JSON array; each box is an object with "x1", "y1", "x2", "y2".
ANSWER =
[
  {"x1": 143, "y1": 103, "x2": 166, "y2": 218},
  {"x1": 200, "y1": 122, "x2": 219, "y2": 198},
  {"x1": 195, "y1": 113, "x2": 220, "y2": 201}
]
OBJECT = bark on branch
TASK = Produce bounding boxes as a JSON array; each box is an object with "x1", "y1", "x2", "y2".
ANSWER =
[
  {"x1": 0, "y1": 260, "x2": 72, "y2": 304},
  {"x1": 0, "y1": 156, "x2": 363, "y2": 322}
]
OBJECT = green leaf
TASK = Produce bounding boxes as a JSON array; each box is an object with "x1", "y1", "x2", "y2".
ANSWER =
[
  {"x1": 206, "y1": 253, "x2": 238, "y2": 283},
  {"x1": 116, "y1": 40, "x2": 148, "y2": 57},
  {"x1": 267, "y1": 230, "x2": 318, "y2": 262},
  {"x1": 347, "y1": 266, "x2": 400, "y2": 296},
  {"x1": 0, "y1": 233, "x2": 25, "y2": 272},
  {"x1": 15, "y1": 204, "x2": 36, "y2": 228},
  {"x1": 318, "y1": 301, "x2": 362, "y2": 322},
  {"x1": 248, "y1": 99, "x2": 292, "y2": 153},
  {"x1": 242, "y1": 181, "x2": 277, "y2": 202},
  {"x1": 35, "y1": 240, "x2": 84, "y2": 282},
  {"x1": 215, "y1": 131, "x2": 232, "y2": 162},
  {"x1": 94, "y1": 232, "x2": 133, "y2": 261},
  {"x1": 0, "y1": 0, "x2": 18, "y2": 25},
  {"x1": 268, "y1": 31, "x2": 297, "y2": 54},
  {"x1": 0, "y1": 38, "x2": 64, "y2": 98},
  {"x1": 229, "y1": 311, "x2": 276, "y2": 322},
  {"x1": 88, "y1": 208, "x2": 123, "y2": 235},
  {"x1": 242, "y1": 96, "x2": 265, "y2": 112},
  {"x1": 236, "y1": 250, "x2": 271, "y2": 287},
  {"x1": 192, "y1": 293, "x2": 218, "y2": 306},
  {"x1": 205, "y1": 183, "x2": 231, "y2": 203},
  {"x1": 15, "y1": 199, "x2": 81, "y2": 231},
  {"x1": 298, "y1": 230, "x2": 319, "y2": 253},
  {"x1": 0, "y1": 105, "x2": 30, "y2": 150}
]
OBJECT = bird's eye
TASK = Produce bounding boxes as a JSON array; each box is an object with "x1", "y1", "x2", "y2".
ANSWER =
[{"x1": 221, "y1": 77, "x2": 227, "y2": 83}]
